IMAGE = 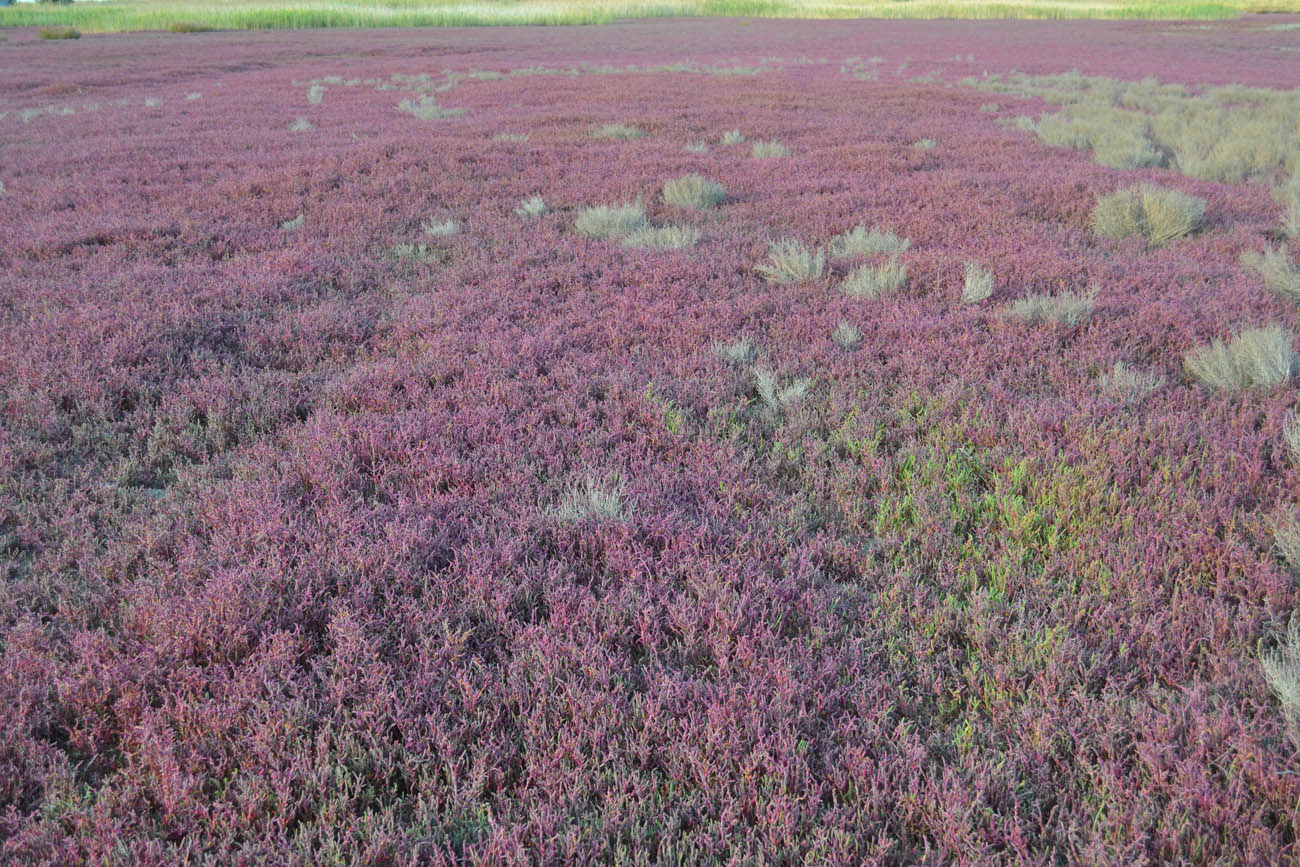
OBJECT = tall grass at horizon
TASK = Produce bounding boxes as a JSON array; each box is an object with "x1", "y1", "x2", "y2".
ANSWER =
[{"x1": 2, "y1": 0, "x2": 1295, "y2": 32}]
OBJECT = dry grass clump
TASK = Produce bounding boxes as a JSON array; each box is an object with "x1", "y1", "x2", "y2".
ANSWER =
[
  {"x1": 1243, "y1": 246, "x2": 1300, "y2": 301},
  {"x1": 754, "y1": 369, "x2": 811, "y2": 414},
  {"x1": 1261, "y1": 614, "x2": 1300, "y2": 751},
  {"x1": 1277, "y1": 177, "x2": 1300, "y2": 238},
  {"x1": 840, "y1": 258, "x2": 908, "y2": 299},
  {"x1": 40, "y1": 26, "x2": 81, "y2": 40},
  {"x1": 1033, "y1": 102, "x2": 1163, "y2": 169},
  {"x1": 1273, "y1": 511, "x2": 1300, "y2": 574},
  {"x1": 592, "y1": 123, "x2": 646, "y2": 140},
  {"x1": 288, "y1": 116, "x2": 314, "y2": 133},
  {"x1": 1284, "y1": 409, "x2": 1300, "y2": 462},
  {"x1": 1007, "y1": 290, "x2": 1096, "y2": 326},
  {"x1": 307, "y1": 84, "x2": 326, "y2": 104},
  {"x1": 751, "y1": 140, "x2": 792, "y2": 158},
  {"x1": 968, "y1": 71, "x2": 1300, "y2": 184},
  {"x1": 661, "y1": 174, "x2": 725, "y2": 209},
  {"x1": 1091, "y1": 185, "x2": 1205, "y2": 245},
  {"x1": 1183, "y1": 326, "x2": 1294, "y2": 391},
  {"x1": 553, "y1": 475, "x2": 630, "y2": 523},
  {"x1": 828, "y1": 225, "x2": 910, "y2": 258},
  {"x1": 280, "y1": 213, "x2": 304, "y2": 231},
  {"x1": 397, "y1": 96, "x2": 466, "y2": 120},
  {"x1": 492, "y1": 132, "x2": 530, "y2": 143},
  {"x1": 721, "y1": 129, "x2": 745, "y2": 145},
  {"x1": 514, "y1": 195, "x2": 548, "y2": 218},
  {"x1": 714, "y1": 337, "x2": 757, "y2": 366},
  {"x1": 684, "y1": 141, "x2": 710, "y2": 154},
  {"x1": 911, "y1": 138, "x2": 937, "y2": 150},
  {"x1": 422, "y1": 219, "x2": 460, "y2": 237},
  {"x1": 620, "y1": 225, "x2": 701, "y2": 251},
  {"x1": 574, "y1": 201, "x2": 648, "y2": 239},
  {"x1": 961, "y1": 262, "x2": 995, "y2": 304},
  {"x1": 831, "y1": 321, "x2": 862, "y2": 351},
  {"x1": 756, "y1": 239, "x2": 824, "y2": 284},
  {"x1": 1099, "y1": 361, "x2": 1165, "y2": 405}
]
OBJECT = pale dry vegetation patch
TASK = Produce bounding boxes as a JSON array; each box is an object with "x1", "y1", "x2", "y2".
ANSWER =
[
  {"x1": 751, "y1": 140, "x2": 792, "y2": 158},
  {"x1": 1261, "y1": 614, "x2": 1300, "y2": 751},
  {"x1": 661, "y1": 174, "x2": 725, "y2": 209},
  {"x1": 1091, "y1": 185, "x2": 1204, "y2": 245},
  {"x1": 1242, "y1": 245, "x2": 1300, "y2": 302},
  {"x1": 756, "y1": 239, "x2": 824, "y2": 284},
  {"x1": 969, "y1": 71, "x2": 1300, "y2": 183},
  {"x1": 574, "y1": 201, "x2": 648, "y2": 239},
  {"x1": 721, "y1": 129, "x2": 746, "y2": 145},
  {"x1": 840, "y1": 258, "x2": 907, "y2": 299},
  {"x1": 553, "y1": 475, "x2": 631, "y2": 523},
  {"x1": 397, "y1": 95, "x2": 466, "y2": 120},
  {"x1": 714, "y1": 337, "x2": 758, "y2": 366},
  {"x1": 831, "y1": 321, "x2": 862, "y2": 350},
  {"x1": 754, "y1": 369, "x2": 811, "y2": 414},
  {"x1": 621, "y1": 225, "x2": 701, "y2": 250},
  {"x1": 828, "y1": 225, "x2": 910, "y2": 258},
  {"x1": 1099, "y1": 361, "x2": 1165, "y2": 405},
  {"x1": 1183, "y1": 326, "x2": 1294, "y2": 390},
  {"x1": 961, "y1": 262, "x2": 995, "y2": 304},
  {"x1": 422, "y1": 219, "x2": 460, "y2": 237},
  {"x1": 592, "y1": 123, "x2": 646, "y2": 140},
  {"x1": 515, "y1": 195, "x2": 548, "y2": 218},
  {"x1": 1006, "y1": 289, "x2": 1096, "y2": 326}
]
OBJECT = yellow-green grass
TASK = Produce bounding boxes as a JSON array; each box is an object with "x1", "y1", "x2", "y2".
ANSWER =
[{"x1": 2, "y1": 1, "x2": 1296, "y2": 33}]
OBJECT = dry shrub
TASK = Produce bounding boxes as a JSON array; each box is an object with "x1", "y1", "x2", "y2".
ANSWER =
[
  {"x1": 1242, "y1": 245, "x2": 1300, "y2": 302},
  {"x1": 1261, "y1": 614, "x2": 1300, "y2": 751},
  {"x1": 621, "y1": 225, "x2": 700, "y2": 250},
  {"x1": 751, "y1": 140, "x2": 792, "y2": 158},
  {"x1": 1099, "y1": 361, "x2": 1165, "y2": 405},
  {"x1": 831, "y1": 321, "x2": 862, "y2": 350},
  {"x1": 756, "y1": 239, "x2": 824, "y2": 284},
  {"x1": 574, "y1": 202, "x2": 647, "y2": 239},
  {"x1": 553, "y1": 476, "x2": 630, "y2": 523},
  {"x1": 514, "y1": 195, "x2": 548, "y2": 218},
  {"x1": 840, "y1": 258, "x2": 907, "y2": 299},
  {"x1": 1007, "y1": 290, "x2": 1096, "y2": 326},
  {"x1": 1091, "y1": 185, "x2": 1204, "y2": 245},
  {"x1": 40, "y1": 27, "x2": 81, "y2": 40},
  {"x1": 1183, "y1": 326, "x2": 1294, "y2": 390},
  {"x1": 661, "y1": 174, "x2": 725, "y2": 209},
  {"x1": 592, "y1": 123, "x2": 645, "y2": 140},
  {"x1": 962, "y1": 262, "x2": 995, "y2": 304},
  {"x1": 829, "y1": 225, "x2": 910, "y2": 258}
]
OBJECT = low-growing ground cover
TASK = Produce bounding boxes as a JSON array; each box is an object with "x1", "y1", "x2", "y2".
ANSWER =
[{"x1": 2, "y1": 15, "x2": 1300, "y2": 863}]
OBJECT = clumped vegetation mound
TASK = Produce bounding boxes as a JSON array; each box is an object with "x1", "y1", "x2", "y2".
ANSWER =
[
  {"x1": 592, "y1": 122, "x2": 646, "y2": 140},
  {"x1": 1091, "y1": 184, "x2": 1205, "y2": 245},
  {"x1": 839, "y1": 257, "x2": 907, "y2": 298},
  {"x1": 168, "y1": 20, "x2": 216, "y2": 33},
  {"x1": 971, "y1": 70, "x2": 1300, "y2": 183},
  {"x1": 1006, "y1": 289, "x2": 1096, "y2": 326},
  {"x1": 751, "y1": 139, "x2": 792, "y2": 158},
  {"x1": 828, "y1": 224, "x2": 910, "y2": 258},
  {"x1": 39, "y1": 25, "x2": 80, "y2": 39},
  {"x1": 6, "y1": 21, "x2": 1300, "y2": 866},
  {"x1": 756, "y1": 238, "x2": 824, "y2": 283},
  {"x1": 1183, "y1": 326, "x2": 1295, "y2": 390},
  {"x1": 661, "y1": 173, "x2": 725, "y2": 209},
  {"x1": 1243, "y1": 245, "x2": 1300, "y2": 302},
  {"x1": 574, "y1": 201, "x2": 648, "y2": 238}
]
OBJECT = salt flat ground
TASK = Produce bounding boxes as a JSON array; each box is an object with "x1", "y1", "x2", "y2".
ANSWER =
[{"x1": 2, "y1": 17, "x2": 1300, "y2": 863}]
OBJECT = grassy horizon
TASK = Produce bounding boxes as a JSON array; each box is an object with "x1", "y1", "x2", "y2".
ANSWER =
[{"x1": 2, "y1": 0, "x2": 1298, "y2": 33}]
